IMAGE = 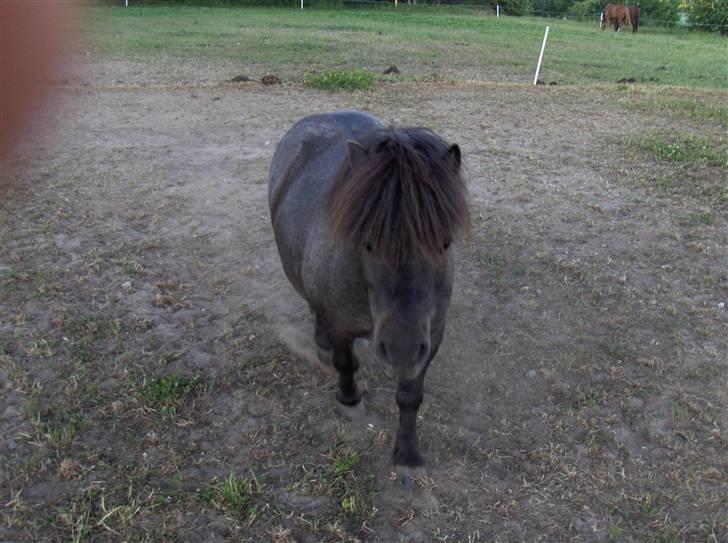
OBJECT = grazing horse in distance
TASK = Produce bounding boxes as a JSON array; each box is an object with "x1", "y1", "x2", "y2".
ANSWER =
[
  {"x1": 600, "y1": 4, "x2": 632, "y2": 32},
  {"x1": 268, "y1": 110, "x2": 470, "y2": 473},
  {"x1": 628, "y1": 6, "x2": 640, "y2": 32}
]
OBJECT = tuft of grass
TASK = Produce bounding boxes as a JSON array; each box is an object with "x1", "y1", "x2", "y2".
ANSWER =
[
  {"x1": 199, "y1": 473, "x2": 263, "y2": 522},
  {"x1": 679, "y1": 211, "x2": 715, "y2": 226},
  {"x1": 121, "y1": 259, "x2": 145, "y2": 275},
  {"x1": 27, "y1": 404, "x2": 86, "y2": 450},
  {"x1": 608, "y1": 524, "x2": 625, "y2": 540},
  {"x1": 599, "y1": 340, "x2": 628, "y2": 361},
  {"x1": 135, "y1": 373, "x2": 201, "y2": 417},
  {"x1": 576, "y1": 387, "x2": 604, "y2": 409},
  {"x1": 304, "y1": 70, "x2": 376, "y2": 92}
]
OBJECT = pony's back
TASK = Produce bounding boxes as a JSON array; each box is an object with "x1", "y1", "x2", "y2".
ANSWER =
[{"x1": 268, "y1": 111, "x2": 382, "y2": 296}]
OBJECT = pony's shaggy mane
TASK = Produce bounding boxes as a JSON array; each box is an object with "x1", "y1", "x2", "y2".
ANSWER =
[{"x1": 330, "y1": 127, "x2": 470, "y2": 264}]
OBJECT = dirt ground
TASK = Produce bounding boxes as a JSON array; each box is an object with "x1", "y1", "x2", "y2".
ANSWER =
[{"x1": 1, "y1": 56, "x2": 726, "y2": 543}]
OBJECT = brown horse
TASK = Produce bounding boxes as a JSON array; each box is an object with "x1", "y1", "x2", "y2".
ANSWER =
[{"x1": 600, "y1": 4, "x2": 633, "y2": 32}]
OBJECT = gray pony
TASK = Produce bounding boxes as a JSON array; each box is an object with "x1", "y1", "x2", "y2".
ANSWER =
[{"x1": 269, "y1": 110, "x2": 470, "y2": 471}]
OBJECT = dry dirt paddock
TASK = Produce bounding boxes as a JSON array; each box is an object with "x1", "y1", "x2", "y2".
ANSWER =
[{"x1": 1, "y1": 57, "x2": 726, "y2": 543}]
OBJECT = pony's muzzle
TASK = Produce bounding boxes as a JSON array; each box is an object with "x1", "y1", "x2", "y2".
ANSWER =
[{"x1": 375, "y1": 335, "x2": 430, "y2": 380}]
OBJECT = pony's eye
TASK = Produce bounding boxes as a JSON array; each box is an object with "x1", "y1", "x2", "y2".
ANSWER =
[
  {"x1": 364, "y1": 243, "x2": 373, "y2": 252},
  {"x1": 443, "y1": 241, "x2": 451, "y2": 251}
]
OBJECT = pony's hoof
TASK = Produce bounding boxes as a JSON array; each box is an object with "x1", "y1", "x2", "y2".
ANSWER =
[
  {"x1": 336, "y1": 399, "x2": 368, "y2": 421},
  {"x1": 394, "y1": 464, "x2": 428, "y2": 490}
]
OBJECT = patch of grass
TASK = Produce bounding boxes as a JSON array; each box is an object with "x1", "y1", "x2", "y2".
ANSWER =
[
  {"x1": 635, "y1": 172, "x2": 728, "y2": 209},
  {"x1": 608, "y1": 524, "x2": 625, "y2": 540},
  {"x1": 608, "y1": 491, "x2": 691, "y2": 543},
  {"x1": 51, "y1": 483, "x2": 165, "y2": 542},
  {"x1": 121, "y1": 259, "x2": 145, "y2": 275},
  {"x1": 628, "y1": 133, "x2": 728, "y2": 208},
  {"x1": 294, "y1": 444, "x2": 376, "y2": 524},
  {"x1": 637, "y1": 492, "x2": 665, "y2": 518},
  {"x1": 200, "y1": 473, "x2": 263, "y2": 522},
  {"x1": 61, "y1": 316, "x2": 124, "y2": 365},
  {"x1": 630, "y1": 133, "x2": 727, "y2": 169},
  {"x1": 64, "y1": 316, "x2": 123, "y2": 342},
  {"x1": 304, "y1": 69, "x2": 376, "y2": 91},
  {"x1": 625, "y1": 94, "x2": 728, "y2": 124},
  {"x1": 90, "y1": 6, "x2": 728, "y2": 88},
  {"x1": 135, "y1": 372, "x2": 201, "y2": 417},
  {"x1": 54, "y1": 486, "x2": 98, "y2": 543},
  {"x1": 599, "y1": 340, "x2": 628, "y2": 361},
  {"x1": 27, "y1": 404, "x2": 86, "y2": 450},
  {"x1": 671, "y1": 401, "x2": 691, "y2": 423},
  {"x1": 576, "y1": 387, "x2": 605, "y2": 409},
  {"x1": 678, "y1": 211, "x2": 715, "y2": 226},
  {"x1": 479, "y1": 253, "x2": 508, "y2": 294}
]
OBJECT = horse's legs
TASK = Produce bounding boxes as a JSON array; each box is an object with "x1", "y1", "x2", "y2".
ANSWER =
[
  {"x1": 393, "y1": 372, "x2": 426, "y2": 468},
  {"x1": 332, "y1": 338, "x2": 363, "y2": 407},
  {"x1": 314, "y1": 313, "x2": 333, "y2": 368}
]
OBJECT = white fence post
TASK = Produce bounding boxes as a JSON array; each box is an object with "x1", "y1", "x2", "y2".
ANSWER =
[
  {"x1": 496, "y1": 4, "x2": 500, "y2": 17},
  {"x1": 533, "y1": 26, "x2": 549, "y2": 86}
]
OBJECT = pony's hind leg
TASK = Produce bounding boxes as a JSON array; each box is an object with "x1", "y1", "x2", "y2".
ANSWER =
[{"x1": 314, "y1": 314, "x2": 334, "y2": 369}]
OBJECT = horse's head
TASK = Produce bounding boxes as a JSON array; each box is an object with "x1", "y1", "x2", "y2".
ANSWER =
[
  {"x1": 331, "y1": 129, "x2": 470, "y2": 380},
  {"x1": 360, "y1": 242, "x2": 454, "y2": 380}
]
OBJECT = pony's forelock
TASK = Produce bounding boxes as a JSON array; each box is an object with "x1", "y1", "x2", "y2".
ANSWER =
[{"x1": 329, "y1": 128, "x2": 470, "y2": 265}]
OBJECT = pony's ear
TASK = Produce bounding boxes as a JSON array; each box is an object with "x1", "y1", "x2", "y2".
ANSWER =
[
  {"x1": 346, "y1": 140, "x2": 368, "y2": 172},
  {"x1": 446, "y1": 144, "x2": 461, "y2": 171}
]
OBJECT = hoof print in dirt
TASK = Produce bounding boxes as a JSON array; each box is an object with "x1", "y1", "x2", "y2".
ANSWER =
[
  {"x1": 336, "y1": 398, "x2": 368, "y2": 421},
  {"x1": 536, "y1": 79, "x2": 546, "y2": 85},
  {"x1": 383, "y1": 65, "x2": 400, "y2": 75},
  {"x1": 228, "y1": 74, "x2": 252, "y2": 83},
  {"x1": 261, "y1": 74, "x2": 282, "y2": 85}
]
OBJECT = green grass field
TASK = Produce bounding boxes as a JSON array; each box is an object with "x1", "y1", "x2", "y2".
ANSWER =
[{"x1": 87, "y1": 6, "x2": 727, "y2": 88}]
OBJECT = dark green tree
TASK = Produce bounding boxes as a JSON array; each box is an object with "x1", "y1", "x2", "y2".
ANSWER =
[
  {"x1": 632, "y1": 0, "x2": 680, "y2": 26},
  {"x1": 684, "y1": 0, "x2": 728, "y2": 34},
  {"x1": 566, "y1": 0, "x2": 603, "y2": 20},
  {"x1": 531, "y1": 0, "x2": 576, "y2": 17},
  {"x1": 481, "y1": 0, "x2": 531, "y2": 16}
]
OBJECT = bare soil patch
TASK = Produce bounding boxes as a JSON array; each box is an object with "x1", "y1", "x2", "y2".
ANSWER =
[{"x1": 1, "y1": 63, "x2": 726, "y2": 542}]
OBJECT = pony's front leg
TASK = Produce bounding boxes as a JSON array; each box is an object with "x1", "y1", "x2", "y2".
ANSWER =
[
  {"x1": 332, "y1": 339, "x2": 367, "y2": 419},
  {"x1": 393, "y1": 373, "x2": 425, "y2": 469}
]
